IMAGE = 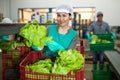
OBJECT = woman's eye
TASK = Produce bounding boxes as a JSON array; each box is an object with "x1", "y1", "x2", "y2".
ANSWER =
[
  {"x1": 57, "y1": 14, "x2": 68, "y2": 17},
  {"x1": 57, "y1": 15, "x2": 60, "y2": 17},
  {"x1": 63, "y1": 15, "x2": 66, "y2": 17}
]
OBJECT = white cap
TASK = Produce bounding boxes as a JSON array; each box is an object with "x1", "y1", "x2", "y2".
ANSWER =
[
  {"x1": 96, "y1": 11, "x2": 103, "y2": 17},
  {"x1": 2, "y1": 18, "x2": 12, "y2": 23},
  {"x1": 56, "y1": 4, "x2": 73, "y2": 15}
]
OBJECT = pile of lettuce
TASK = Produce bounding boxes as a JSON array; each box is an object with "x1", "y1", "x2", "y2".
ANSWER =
[
  {"x1": 52, "y1": 49, "x2": 84, "y2": 74},
  {"x1": 26, "y1": 49, "x2": 84, "y2": 75},
  {"x1": 91, "y1": 35, "x2": 111, "y2": 44},
  {"x1": 19, "y1": 23, "x2": 53, "y2": 48},
  {"x1": 26, "y1": 59, "x2": 53, "y2": 73},
  {"x1": 0, "y1": 40, "x2": 25, "y2": 50}
]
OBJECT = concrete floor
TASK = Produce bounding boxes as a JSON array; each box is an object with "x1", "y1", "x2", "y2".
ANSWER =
[{"x1": 84, "y1": 61, "x2": 93, "y2": 80}]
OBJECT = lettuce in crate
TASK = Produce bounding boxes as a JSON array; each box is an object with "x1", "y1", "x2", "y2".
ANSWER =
[{"x1": 52, "y1": 49, "x2": 84, "y2": 74}]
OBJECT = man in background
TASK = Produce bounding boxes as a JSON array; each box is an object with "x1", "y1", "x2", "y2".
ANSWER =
[{"x1": 87, "y1": 11, "x2": 115, "y2": 70}]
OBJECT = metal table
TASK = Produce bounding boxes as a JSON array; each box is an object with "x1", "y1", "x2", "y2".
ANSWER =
[{"x1": 0, "y1": 23, "x2": 26, "y2": 36}]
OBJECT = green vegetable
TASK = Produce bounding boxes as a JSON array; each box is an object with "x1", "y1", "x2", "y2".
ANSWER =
[
  {"x1": 25, "y1": 49, "x2": 84, "y2": 75},
  {"x1": 26, "y1": 59, "x2": 53, "y2": 73},
  {"x1": 101, "y1": 39, "x2": 111, "y2": 43},
  {"x1": 31, "y1": 19, "x2": 39, "y2": 24},
  {"x1": 46, "y1": 20, "x2": 52, "y2": 24},
  {"x1": 0, "y1": 40, "x2": 25, "y2": 50},
  {"x1": 19, "y1": 23, "x2": 53, "y2": 48},
  {"x1": 91, "y1": 35, "x2": 111, "y2": 44},
  {"x1": 52, "y1": 49, "x2": 84, "y2": 74},
  {"x1": 91, "y1": 35, "x2": 98, "y2": 44}
]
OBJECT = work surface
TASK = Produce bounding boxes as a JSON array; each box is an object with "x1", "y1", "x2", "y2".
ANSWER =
[
  {"x1": 104, "y1": 50, "x2": 120, "y2": 80},
  {"x1": 0, "y1": 23, "x2": 25, "y2": 36},
  {"x1": 0, "y1": 23, "x2": 55, "y2": 36}
]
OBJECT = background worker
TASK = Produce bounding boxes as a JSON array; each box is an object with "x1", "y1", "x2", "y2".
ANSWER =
[
  {"x1": 86, "y1": 11, "x2": 116, "y2": 69},
  {"x1": 32, "y1": 4, "x2": 79, "y2": 56}
]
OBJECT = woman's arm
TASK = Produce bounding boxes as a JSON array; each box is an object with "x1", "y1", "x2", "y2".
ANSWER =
[{"x1": 46, "y1": 25, "x2": 50, "y2": 36}]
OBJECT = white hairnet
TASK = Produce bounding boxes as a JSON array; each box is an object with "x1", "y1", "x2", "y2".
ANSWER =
[{"x1": 56, "y1": 4, "x2": 73, "y2": 15}]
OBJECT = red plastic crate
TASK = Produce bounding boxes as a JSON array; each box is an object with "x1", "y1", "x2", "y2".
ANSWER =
[
  {"x1": 76, "y1": 39, "x2": 84, "y2": 57},
  {"x1": 2, "y1": 46, "x2": 30, "y2": 80},
  {"x1": 2, "y1": 46, "x2": 29, "y2": 68},
  {"x1": 20, "y1": 40, "x2": 85, "y2": 80},
  {"x1": 20, "y1": 51, "x2": 84, "y2": 80}
]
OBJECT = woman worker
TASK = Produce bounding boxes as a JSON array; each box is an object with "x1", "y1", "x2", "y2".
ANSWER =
[{"x1": 32, "y1": 4, "x2": 79, "y2": 56}]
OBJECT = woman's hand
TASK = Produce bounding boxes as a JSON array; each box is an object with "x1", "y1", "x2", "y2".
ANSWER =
[
  {"x1": 31, "y1": 45, "x2": 43, "y2": 51},
  {"x1": 46, "y1": 41, "x2": 64, "y2": 52}
]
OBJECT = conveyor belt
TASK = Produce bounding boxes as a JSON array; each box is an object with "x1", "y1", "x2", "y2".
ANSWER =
[{"x1": 104, "y1": 50, "x2": 120, "y2": 80}]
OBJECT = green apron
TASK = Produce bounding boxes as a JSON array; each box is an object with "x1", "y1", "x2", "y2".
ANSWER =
[{"x1": 44, "y1": 24, "x2": 77, "y2": 56}]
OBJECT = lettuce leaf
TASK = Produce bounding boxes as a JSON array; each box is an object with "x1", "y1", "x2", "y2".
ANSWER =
[{"x1": 20, "y1": 23, "x2": 53, "y2": 48}]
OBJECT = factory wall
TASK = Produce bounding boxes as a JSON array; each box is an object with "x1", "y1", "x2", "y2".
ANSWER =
[{"x1": 2, "y1": 0, "x2": 120, "y2": 26}]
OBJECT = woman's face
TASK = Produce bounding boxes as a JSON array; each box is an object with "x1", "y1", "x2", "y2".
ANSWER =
[{"x1": 57, "y1": 12, "x2": 71, "y2": 27}]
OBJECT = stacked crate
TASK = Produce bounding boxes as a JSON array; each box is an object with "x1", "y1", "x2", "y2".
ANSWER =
[
  {"x1": 89, "y1": 33, "x2": 114, "y2": 80},
  {"x1": 92, "y1": 64, "x2": 112, "y2": 80},
  {"x1": 2, "y1": 46, "x2": 29, "y2": 80}
]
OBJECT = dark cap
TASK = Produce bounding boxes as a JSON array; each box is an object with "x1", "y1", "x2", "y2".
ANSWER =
[{"x1": 97, "y1": 11, "x2": 103, "y2": 17}]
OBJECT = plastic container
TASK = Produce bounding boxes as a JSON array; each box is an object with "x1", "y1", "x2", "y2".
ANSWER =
[
  {"x1": 20, "y1": 40, "x2": 85, "y2": 80},
  {"x1": 20, "y1": 51, "x2": 84, "y2": 80},
  {"x1": 2, "y1": 46, "x2": 29, "y2": 80},
  {"x1": 92, "y1": 64, "x2": 112, "y2": 80},
  {"x1": 2, "y1": 46, "x2": 29, "y2": 68},
  {"x1": 90, "y1": 33, "x2": 115, "y2": 51}
]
